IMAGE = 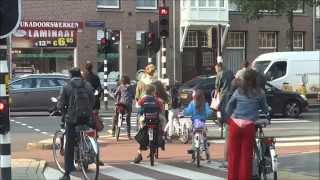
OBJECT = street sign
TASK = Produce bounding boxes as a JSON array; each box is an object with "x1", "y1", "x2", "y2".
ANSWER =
[
  {"x1": 85, "y1": 20, "x2": 105, "y2": 28},
  {"x1": 0, "y1": 0, "x2": 21, "y2": 39}
]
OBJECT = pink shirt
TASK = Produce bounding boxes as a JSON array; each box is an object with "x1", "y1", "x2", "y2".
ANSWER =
[{"x1": 232, "y1": 118, "x2": 254, "y2": 128}]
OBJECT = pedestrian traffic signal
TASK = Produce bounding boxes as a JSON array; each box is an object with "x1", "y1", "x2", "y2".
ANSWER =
[
  {"x1": 0, "y1": 96, "x2": 10, "y2": 134},
  {"x1": 0, "y1": 0, "x2": 21, "y2": 38},
  {"x1": 159, "y1": 7, "x2": 169, "y2": 38}
]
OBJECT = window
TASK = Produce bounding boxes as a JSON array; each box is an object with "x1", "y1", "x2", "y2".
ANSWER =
[
  {"x1": 199, "y1": 31, "x2": 208, "y2": 47},
  {"x1": 136, "y1": 0, "x2": 157, "y2": 9},
  {"x1": 202, "y1": 52, "x2": 214, "y2": 66},
  {"x1": 96, "y1": 0, "x2": 119, "y2": 8},
  {"x1": 266, "y1": 61, "x2": 287, "y2": 81},
  {"x1": 293, "y1": 2, "x2": 304, "y2": 13},
  {"x1": 199, "y1": 0, "x2": 207, "y2": 7},
  {"x1": 259, "y1": 32, "x2": 277, "y2": 49},
  {"x1": 11, "y1": 79, "x2": 36, "y2": 89},
  {"x1": 226, "y1": 32, "x2": 245, "y2": 48},
  {"x1": 316, "y1": 5, "x2": 320, "y2": 18},
  {"x1": 293, "y1": 32, "x2": 304, "y2": 49},
  {"x1": 185, "y1": 31, "x2": 198, "y2": 48}
]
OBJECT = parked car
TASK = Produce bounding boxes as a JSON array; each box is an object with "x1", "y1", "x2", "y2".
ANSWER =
[
  {"x1": 265, "y1": 83, "x2": 308, "y2": 118},
  {"x1": 9, "y1": 74, "x2": 69, "y2": 111},
  {"x1": 178, "y1": 76, "x2": 308, "y2": 118},
  {"x1": 179, "y1": 76, "x2": 216, "y2": 107}
]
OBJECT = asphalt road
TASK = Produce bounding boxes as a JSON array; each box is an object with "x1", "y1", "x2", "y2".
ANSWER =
[{"x1": 9, "y1": 107, "x2": 320, "y2": 179}]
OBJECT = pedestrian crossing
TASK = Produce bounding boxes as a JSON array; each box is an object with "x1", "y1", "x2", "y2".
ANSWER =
[
  {"x1": 44, "y1": 160, "x2": 227, "y2": 180},
  {"x1": 208, "y1": 136, "x2": 320, "y2": 147}
]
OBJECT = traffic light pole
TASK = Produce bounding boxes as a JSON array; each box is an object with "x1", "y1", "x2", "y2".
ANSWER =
[
  {"x1": 103, "y1": 28, "x2": 108, "y2": 110},
  {"x1": 0, "y1": 41, "x2": 11, "y2": 180}
]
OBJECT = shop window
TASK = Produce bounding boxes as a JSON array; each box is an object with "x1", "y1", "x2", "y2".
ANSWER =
[
  {"x1": 185, "y1": 31, "x2": 198, "y2": 48},
  {"x1": 97, "y1": 0, "x2": 119, "y2": 9},
  {"x1": 266, "y1": 61, "x2": 287, "y2": 81},
  {"x1": 202, "y1": 51, "x2": 214, "y2": 66},
  {"x1": 136, "y1": 0, "x2": 157, "y2": 9},
  {"x1": 226, "y1": 32, "x2": 245, "y2": 48},
  {"x1": 259, "y1": 32, "x2": 277, "y2": 49},
  {"x1": 293, "y1": 31, "x2": 304, "y2": 50}
]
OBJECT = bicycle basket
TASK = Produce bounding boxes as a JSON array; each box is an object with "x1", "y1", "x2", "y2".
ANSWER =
[{"x1": 193, "y1": 119, "x2": 205, "y2": 129}]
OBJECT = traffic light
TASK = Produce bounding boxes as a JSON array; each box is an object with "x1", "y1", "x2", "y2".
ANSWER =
[
  {"x1": 0, "y1": 96, "x2": 9, "y2": 134},
  {"x1": 147, "y1": 32, "x2": 155, "y2": 47},
  {"x1": 159, "y1": 7, "x2": 169, "y2": 38},
  {"x1": 0, "y1": 0, "x2": 21, "y2": 38}
]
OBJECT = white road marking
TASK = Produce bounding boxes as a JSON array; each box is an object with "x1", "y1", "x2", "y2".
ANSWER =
[
  {"x1": 41, "y1": 132, "x2": 48, "y2": 135},
  {"x1": 271, "y1": 120, "x2": 311, "y2": 123},
  {"x1": 276, "y1": 136, "x2": 320, "y2": 141},
  {"x1": 21, "y1": 123, "x2": 27, "y2": 126},
  {"x1": 10, "y1": 119, "x2": 15, "y2": 122},
  {"x1": 194, "y1": 161, "x2": 227, "y2": 172},
  {"x1": 136, "y1": 162, "x2": 224, "y2": 180},
  {"x1": 15, "y1": 121, "x2": 21, "y2": 124},
  {"x1": 100, "y1": 165, "x2": 155, "y2": 180},
  {"x1": 43, "y1": 167, "x2": 81, "y2": 180},
  {"x1": 34, "y1": 129, "x2": 40, "y2": 132},
  {"x1": 27, "y1": 126, "x2": 33, "y2": 129},
  {"x1": 276, "y1": 141, "x2": 320, "y2": 147}
]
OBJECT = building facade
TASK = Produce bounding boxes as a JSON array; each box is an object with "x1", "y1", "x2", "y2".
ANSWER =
[{"x1": 12, "y1": 0, "x2": 317, "y2": 82}]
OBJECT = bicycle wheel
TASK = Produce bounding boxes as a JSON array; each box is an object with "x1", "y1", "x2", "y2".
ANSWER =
[
  {"x1": 150, "y1": 147, "x2": 155, "y2": 166},
  {"x1": 180, "y1": 124, "x2": 189, "y2": 144},
  {"x1": 52, "y1": 130, "x2": 65, "y2": 173},
  {"x1": 195, "y1": 149, "x2": 200, "y2": 167},
  {"x1": 79, "y1": 134, "x2": 100, "y2": 180},
  {"x1": 116, "y1": 114, "x2": 123, "y2": 141}
]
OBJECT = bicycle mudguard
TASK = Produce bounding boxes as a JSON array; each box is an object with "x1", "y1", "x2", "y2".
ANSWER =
[{"x1": 88, "y1": 136, "x2": 98, "y2": 154}]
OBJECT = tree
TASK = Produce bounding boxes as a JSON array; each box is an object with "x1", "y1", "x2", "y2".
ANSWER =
[{"x1": 230, "y1": 0, "x2": 320, "y2": 51}]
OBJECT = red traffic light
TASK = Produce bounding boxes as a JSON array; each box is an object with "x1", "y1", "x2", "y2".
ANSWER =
[
  {"x1": 0, "y1": 101, "x2": 6, "y2": 112},
  {"x1": 159, "y1": 7, "x2": 169, "y2": 16},
  {"x1": 100, "y1": 37, "x2": 108, "y2": 46}
]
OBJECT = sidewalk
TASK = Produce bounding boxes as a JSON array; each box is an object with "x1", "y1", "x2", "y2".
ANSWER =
[{"x1": 12, "y1": 159, "x2": 46, "y2": 180}]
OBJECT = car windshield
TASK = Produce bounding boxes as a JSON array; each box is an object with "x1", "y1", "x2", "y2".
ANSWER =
[{"x1": 253, "y1": 61, "x2": 271, "y2": 73}]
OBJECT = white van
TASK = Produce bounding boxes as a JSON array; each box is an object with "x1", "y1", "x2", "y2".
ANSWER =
[{"x1": 252, "y1": 51, "x2": 320, "y2": 97}]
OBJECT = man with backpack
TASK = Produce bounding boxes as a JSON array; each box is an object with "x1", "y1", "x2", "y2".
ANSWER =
[{"x1": 57, "y1": 67, "x2": 95, "y2": 180}]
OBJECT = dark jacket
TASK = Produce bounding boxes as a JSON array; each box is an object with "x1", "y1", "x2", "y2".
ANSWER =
[
  {"x1": 115, "y1": 84, "x2": 134, "y2": 108},
  {"x1": 84, "y1": 72, "x2": 102, "y2": 110},
  {"x1": 215, "y1": 69, "x2": 235, "y2": 100},
  {"x1": 58, "y1": 77, "x2": 95, "y2": 124}
]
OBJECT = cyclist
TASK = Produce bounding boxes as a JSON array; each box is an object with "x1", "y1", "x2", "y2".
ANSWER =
[
  {"x1": 184, "y1": 89, "x2": 212, "y2": 160},
  {"x1": 133, "y1": 84, "x2": 164, "y2": 164},
  {"x1": 57, "y1": 67, "x2": 95, "y2": 180},
  {"x1": 225, "y1": 69, "x2": 268, "y2": 180},
  {"x1": 111, "y1": 75, "x2": 135, "y2": 139}
]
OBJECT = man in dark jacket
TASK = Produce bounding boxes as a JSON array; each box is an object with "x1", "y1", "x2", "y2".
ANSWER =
[{"x1": 57, "y1": 67, "x2": 94, "y2": 180}]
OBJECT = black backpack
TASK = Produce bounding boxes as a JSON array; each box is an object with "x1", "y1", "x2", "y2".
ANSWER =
[{"x1": 67, "y1": 81, "x2": 91, "y2": 124}]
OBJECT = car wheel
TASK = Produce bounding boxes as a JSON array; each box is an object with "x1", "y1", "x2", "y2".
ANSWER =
[{"x1": 283, "y1": 100, "x2": 301, "y2": 118}]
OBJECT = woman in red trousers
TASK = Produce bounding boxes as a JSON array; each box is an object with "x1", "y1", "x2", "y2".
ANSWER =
[{"x1": 225, "y1": 69, "x2": 269, "y2": 180}]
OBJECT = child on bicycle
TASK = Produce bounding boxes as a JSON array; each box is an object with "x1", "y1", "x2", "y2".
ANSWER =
[
  {"x1": 133, "y1": 84, "x2": 164, "y2": 164},
  {"x1": 183, "y1": 89, "x2": 212, "y2": 161},
  {"x1": 111, "y1": 75, "x2": 134, "y2": 139}
]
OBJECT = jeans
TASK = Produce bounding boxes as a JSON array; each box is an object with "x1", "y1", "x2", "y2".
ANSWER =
[
  {"x1": 227, "y1": 119, "x2": 255, "y2": 180},
  {"x1": 64, "y1": 123, "x2": 76, "y2": 174}
]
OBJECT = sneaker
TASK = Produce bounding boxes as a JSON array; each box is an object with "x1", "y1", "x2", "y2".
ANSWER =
[
  {"x1": 59, "y1": 173, "x2": 70, "y2": 180},
  {"x1": 133, "y1": 153, "x2": 143, "y2": 164}
]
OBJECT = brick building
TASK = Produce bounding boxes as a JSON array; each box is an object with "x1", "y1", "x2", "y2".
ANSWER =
[{"x1": 12, "y1": 0, "x2": 318, "y2": 82}]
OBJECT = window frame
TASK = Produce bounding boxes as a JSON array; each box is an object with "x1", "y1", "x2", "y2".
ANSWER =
[
  {"x1": 266, "y1": 61, "x2": 287, "y2": 81},
  {"x1": 226, "y1": 31, "x2": 246, "y2": 49},
  {"x1": 184, "y1": 31, "x2": 198, "y2": 48},
  {"x1": 293, "y1": 31, "x2": 304, "y2": 50},
  {"x1": 258, "y1": 31, "x2": 277, "y2": 49},
  {"x1": 136, "y1": 0, "x2": 158, "y2": 10},
  {"x1": 96, "y1": 0, "x2": 120, "y2": 9}
]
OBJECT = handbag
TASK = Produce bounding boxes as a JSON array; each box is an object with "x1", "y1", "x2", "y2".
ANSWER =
[
  {"x1": 210, "y1": 92, "x2": 220, "y2": 110},
  {"x1": 93, "y1": 111, "x2": 104, "y2": 132}
]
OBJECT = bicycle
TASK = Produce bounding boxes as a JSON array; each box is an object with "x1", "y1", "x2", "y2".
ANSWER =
[
  {"x1": 144, "y1": 116, "x2": 161, "y2": 166},
  {"x1": 50, "y1": 98, "x2": 100, "y2": 180},
  {"x1": 166, "y1": 111, "x2": 192, "y2": 144},
  {"x1": 191, "y1": 119, "x2": 210, "y2": 167},
  {"x1": 253, "y1": 116, "x2": 278, "y2": 180},
  {"x1": 114, "y1": 103, "x2": 127, "y2": 141}
]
